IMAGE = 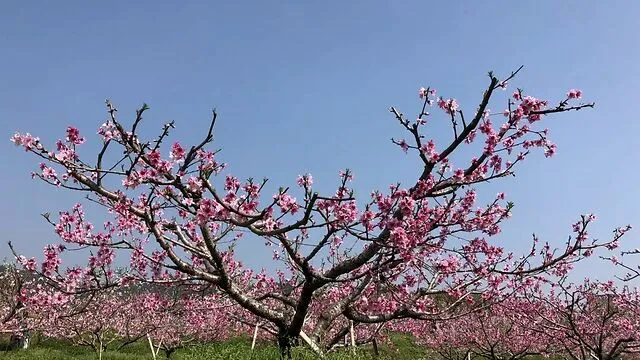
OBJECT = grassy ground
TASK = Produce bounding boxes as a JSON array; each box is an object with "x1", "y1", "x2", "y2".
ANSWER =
[{"x1": 0, "y1": 334, "x2": 429, "y2": 360}]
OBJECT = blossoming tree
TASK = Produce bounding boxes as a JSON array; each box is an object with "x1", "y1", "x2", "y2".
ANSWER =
[
  {"x1": 413, "y1": 298, "x2": 550, "y2": 360},
  {"x1": 0, "y1": 264, "x2": 23, "y2": 332},
  {"x1": 9, "y1": 67, "x2": 630, "y2": 358},
  {"x1": 522, "y1": 279, "x2": 640, "y2": 360}
]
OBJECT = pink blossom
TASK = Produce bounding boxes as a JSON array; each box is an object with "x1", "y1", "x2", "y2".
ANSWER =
[
  {"x1": 275, "y1": 193, "x2": 298, "y2": 214},
  {"x1": 296, "y1": 173, "x2": 313, "y2": 188},
  {"x1": 170, "y1": 142, "x2": 186, "y2": 160},
  {"x1": 10, "y1": 132, "x2": 39, "y2": 151},
  {"x1": 65, "y1": 126, "x2": 85, "y2": 145},
  {"x1": 566, "y1": 89, "x2": 582, "y2": 99},
  {"x1": 437, "y1": 97, "x2": 459, "y2": 115}
]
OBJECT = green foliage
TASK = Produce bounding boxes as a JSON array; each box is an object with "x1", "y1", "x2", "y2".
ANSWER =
[{"x1": 0, "y1": 334, "x2": 428, "y2": 360}]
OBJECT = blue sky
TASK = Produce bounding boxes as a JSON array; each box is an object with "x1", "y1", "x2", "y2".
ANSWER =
[{"x1": 1, "y1": 1, "x2": 638, "y2": 281}]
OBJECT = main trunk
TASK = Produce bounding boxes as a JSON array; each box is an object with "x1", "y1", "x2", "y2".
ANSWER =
[
  {"x1": 9, "y1": 331, "x2": 29, "y2": 350},
  {"x1": 277, "y1": 330, "x2": 294, "y2": 360}
]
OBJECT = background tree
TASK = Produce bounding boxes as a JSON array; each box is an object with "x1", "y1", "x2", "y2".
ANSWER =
[
  {"x1": 522, "y1": 279, "x2": 640, "y2": 360},
  {"x1": 0, "y1": 263, "x2": 30, "y2": 350}
]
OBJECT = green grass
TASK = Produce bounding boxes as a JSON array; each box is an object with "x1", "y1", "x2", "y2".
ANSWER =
[{"x1": 0, "y1": 334, "x2": 429, "y2": 360}]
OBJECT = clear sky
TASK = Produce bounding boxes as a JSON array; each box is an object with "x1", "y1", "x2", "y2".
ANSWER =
[{"x1": 1, "y1": 1, "x2": 638, "y2": 281}]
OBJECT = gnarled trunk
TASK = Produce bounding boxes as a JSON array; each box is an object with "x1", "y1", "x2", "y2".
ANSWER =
[
  {"x1": 277, "y1": 330, "x2": 296, "y2": 360},
  {"x1": 9, "y1": 331, "x2": 29, "y2": 350}
]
